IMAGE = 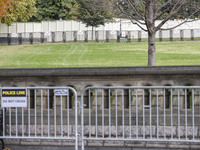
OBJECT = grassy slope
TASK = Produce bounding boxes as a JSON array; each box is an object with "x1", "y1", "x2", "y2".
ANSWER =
[{"x1": 0, "y1": 41, "x2": 199, "y2": 68}]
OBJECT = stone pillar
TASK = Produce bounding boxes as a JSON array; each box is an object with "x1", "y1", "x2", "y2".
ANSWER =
[
  {"x1": 138, "y1": 31, "x2": 142, "y2": 42},
  {"x1": 117, "y1": 31, "x2": 120, "y2": 43},
  {"x1": 51, "y1": 32, "x2": 55, "y2": 43},
  {"x1": 41, "y1": 32, "x2": 45, "y2": 43},
  {"x1": 73, "y1": 31, "x2": 77, "y2": 42},
  {"x1": 191, "y1": 29, "x2": 194, "y2": 41},
  {"x1": 84, "y1": 31, "x2": 88, "y2": 43},
  {"x1": 7, "y1": 33, "x2": 11, "y2": 45},
  {"x1": 180, "y1": 30, "x2": 184, "y2": 41},
  {"x1": 63, "y1": 32, "x2": 66, "y2": 43},
  {"x1": 159, "y1": 30, "x2": 162, "y2": 42},
  {"x1": 170, "y1": 30, "x2": 173, "y2": 41},
  {"x1": 106, "y1": 31, "x2": 109, "y2": 42},
  {"x1": 18, "y1": 33, "x2": 22, "y2": 45},
  {"x1": 29, "y1": 33, "x2": 33, "y2": 44},
  {"x1": 127, "y1": 31, "x2": 131, "y2": 43},
  {"x1": 95, "y1": 31, "x2": 99, "y2": 42}
]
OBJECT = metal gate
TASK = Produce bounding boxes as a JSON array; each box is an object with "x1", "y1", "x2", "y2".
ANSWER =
[
  {"x1": 80, "y1": 86, "x2": 200, "y2": 150},
  {"x1": 0, "y1": 87, "x2": 78, "y2": 150}
]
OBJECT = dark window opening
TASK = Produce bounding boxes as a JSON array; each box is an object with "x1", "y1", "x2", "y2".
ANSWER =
[
  {"x1": 84, "y1": 89, "x2": 93, "y2": 109},
  {"x1": 104, "y1": 89, "x2": 110, "y2": 109},
  {"x1": 124, "y1": 89, "x2": 130, "y2": 109},
  {"x1": 144, "y1": 89, "x2": 150, "y2": 108},
  {"x1": 165, "y1": 89, "x2": 170, "y2": 109},
  {"x1": 49, "y1": 89, "x2": 54, "y2": 109},
  {"x1": 187, "y1": 89, "x2": 192, "y2": 109},
  {"x1": 30, "y1": 89, "x2": 35, "y2": 109}
]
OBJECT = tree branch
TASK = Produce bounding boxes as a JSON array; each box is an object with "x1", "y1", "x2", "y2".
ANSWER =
[
  {"x1": 126, "y1": 0, "x2": 145, "y2": 20},
  {"x1": 155, "y1": 0, "x2": 191, "y2": 31},
  {"x1": 160, "y1": 8, "x2": 200, "y2": 30}
]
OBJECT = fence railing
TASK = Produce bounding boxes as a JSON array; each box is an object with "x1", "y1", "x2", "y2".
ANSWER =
[
  {"x1": 1, "y1": 29, "x2": 200, "y2": 45},
  {"x1": 80, "y1": 86, "x2": 200, "y2": 150},
  {"x1": 0, "y1": 87, "x2": 78, "y2": 150},
  {"x1": 1, "y1": 86, "x2": 200, "y2": 150}
]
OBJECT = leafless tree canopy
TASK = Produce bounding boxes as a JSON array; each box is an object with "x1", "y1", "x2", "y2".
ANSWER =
[{"x1": 114, "y1": 0, "x2": 200, "y2": 32}]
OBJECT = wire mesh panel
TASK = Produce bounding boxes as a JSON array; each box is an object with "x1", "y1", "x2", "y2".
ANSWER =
[
  {"x1": 81, "y1": 86, "x2": 200, "y2": 150},
  {"x1": 0, "y1": 87, "x2": 78, "y2": 150}
]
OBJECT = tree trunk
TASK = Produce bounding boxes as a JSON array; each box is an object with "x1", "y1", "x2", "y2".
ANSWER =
[{"x1": 148, "y1": 32, "x2": 156, "y2": 66}]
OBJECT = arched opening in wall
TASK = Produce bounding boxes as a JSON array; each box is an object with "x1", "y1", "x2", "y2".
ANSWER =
[
  {"x1": 187, "y1": 89, "x2": 192, "y2": 109},
  {"x1": 165, "y1": 89, "x2": 170, "y2": 109},
  {"x1": 104, "y1": 86, "x2": 112, "y2": 109},
  {"x1": 144, "y1": 89, "x2": 150, "y2": 108},
  {"x1": 124, "y1": 86, "x2": 132, "y2": 109},
  {"x1": 49, "y1": 89, "x2": 54, "y2": 109},
  {"x1": 29, "y1": 89, "x2": 35, "y2": 109},
  {"x1": 84, "y1": 86, "x2": 93, "y2": 109},
  {"x1": 185, "y1": 84, "x2": 192, "y2": 109},
  {"x1": 164, "y1": 85, "x2": 171, "y2": 109},
  {"x1": 144, "y1": 85, "x2": 151, "y2": 109},
  {"x1": 67, "y1": 87, "x2": 74, "y2": 109}
]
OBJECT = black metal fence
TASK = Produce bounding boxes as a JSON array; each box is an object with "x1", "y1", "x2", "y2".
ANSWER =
[{"x1": 0, "y1": 29, "x2": 200, "y2": 45}]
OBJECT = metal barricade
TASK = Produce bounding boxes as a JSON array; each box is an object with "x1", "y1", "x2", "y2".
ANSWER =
[
  {"x1": 81, "y1": 86, "x2": 200, "y2": 150},
  {"x1": 0, "y1": 87, "x2": 78, "y2": 150}
]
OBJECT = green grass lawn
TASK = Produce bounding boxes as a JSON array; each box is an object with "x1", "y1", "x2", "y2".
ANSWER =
[{"x1": 0, "y1": 41, "x2": 200, "y2": 68}]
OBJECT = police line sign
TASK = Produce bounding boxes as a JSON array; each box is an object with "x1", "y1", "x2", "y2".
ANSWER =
[{"x1": 1, "y1": 88, "x2": 27, "y2": 108}]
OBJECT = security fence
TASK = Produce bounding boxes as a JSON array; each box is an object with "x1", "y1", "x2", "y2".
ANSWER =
[
  {"x1": 1, "y1": 86, "x2": 200, "y2": 150},
  {"x1": 80, "y1": 86, "x2": 200, "y2": 150},
  {"x1": 0, "y1": 29, "x2": 200, "y2": 45},
  {"x1": 0, "y1": 87, "x2": 78, "y2": 150}
]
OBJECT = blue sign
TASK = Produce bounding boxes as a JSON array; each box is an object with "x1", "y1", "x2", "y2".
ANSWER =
[{"x1": 54, "y1": 89, "x2": 69, "y2": 96}]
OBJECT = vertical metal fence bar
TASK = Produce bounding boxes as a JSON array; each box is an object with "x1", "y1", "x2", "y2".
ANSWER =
[
  {"x1": 89, "y1": 89, "x2": 91, "y2": 138},
  {"x1": 41, "y1": 89, "x2": 43, "y2": 137},
  {"x1": 28, "y1": 89, "x2": 30, "y2": 137},
  {"x1": 74, "y1": 90, "x2": 78, "y2": 150},
  {"x1": 115, "y1": 89, "x2": 118, "y2": 138},
  {"x1": 122, "y1": 89, "x2": 125, "y2": 139},
  {"x1": 35, "y1": 89, "x2": 37, "y2": 137},
  {"x1": 1, "y1": 88, "x2": 5, "y2": 137},
  {"x1": 129, "y1": 89, "x2": 132, "y2": 139},
  {"x1": 199, "y1": 89, "x2": 200, "y2": 139},
  {"x1": 67, "y1": 90, "x2": 69, "y2": 137},
  {"x1": 81, "y1": 89, "x2": 85, "y2": 150},
  {"x1": 164, "y1": 89, "x2": 166, "y2": 139},
  {"x1": 48, "y1": 89, "x2": 50, "y2": 137},
  {"x1": 178, "y1": 89, "x2": 180, "y2": 140},
  {"x1": 9, "y1": 108, "x2": 11, "y2": 136},
  {"x1": 185, "y1": 89, "x2": 187, "y2": 140},
  {"x1": 136, "y1": 89, "x2": 138, "y2": 139},
  {"x1": 109, "y1": 89, "x2": 111, "y2": 138},
  {"x1": 3, "y1": 107, "x2": 5, "y2": 137},
  {"x1": 61, "y1": 95, "x2": 63, "y2": 137},
  {"x1": 16, "y1": 108, "x2": 18, "y2": 137},
  {"x1": 149, "y1": 89, "x2": 152, "y2": 139},
  {"x1": 192, "y1": 89, "x2": 195, "y2": 140},
  {"x1": 156, "y1": 89, "x2": 159, "y2": 139},
  {"x1": 54, "y1": 94, "x2": 56, "y2": 137},
  {"x1": 95, "y1": 89, "x2": 98, "y2": 138},
  {"x1": 143, "y1": 89, "x2": 145, "y2": 139},
  {"x1": 171, "y1": 89, "x2": 173, "y2": 139},
  {"x1": 22, "y1": 107, "x2": 24, "y2": 137},
  {"x1": 102, "y1": 90, "x2": 104, "y2": 138}
]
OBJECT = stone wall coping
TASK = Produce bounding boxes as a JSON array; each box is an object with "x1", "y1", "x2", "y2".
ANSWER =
[{"x1": 0, "y1": 66, "x2": 200, "y2": 77}]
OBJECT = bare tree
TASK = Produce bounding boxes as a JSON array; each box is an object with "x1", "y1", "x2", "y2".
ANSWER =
[{"x1": 114, "y1": 0, "x2": 200, "y2": 66}]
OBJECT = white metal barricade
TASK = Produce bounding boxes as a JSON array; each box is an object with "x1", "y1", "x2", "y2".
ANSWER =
[
  {"x1": 0, "y1": 87, "x2": 78, "y2": 150},
  {"x1": 81, "y1": 86, "x2": 200, "y2": 150}
]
